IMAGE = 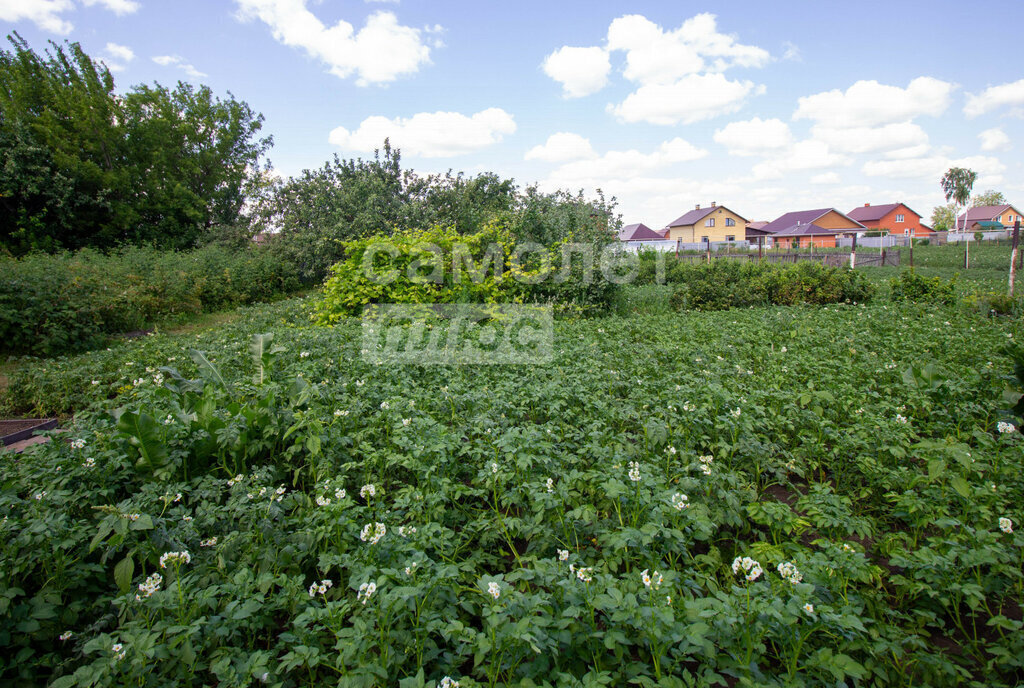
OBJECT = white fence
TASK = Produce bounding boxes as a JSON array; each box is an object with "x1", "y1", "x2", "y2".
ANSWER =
[
  {"x1": 622, "y1": 239, "x2": 760, "y2": 253},
  {"x1": 943, "y1": 230, "x2": 1010, "y2": 243}
]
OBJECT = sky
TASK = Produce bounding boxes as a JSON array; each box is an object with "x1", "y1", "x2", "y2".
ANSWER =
[{"x1": 3, "y1": 0, "x2": 1023, "y2": 228}]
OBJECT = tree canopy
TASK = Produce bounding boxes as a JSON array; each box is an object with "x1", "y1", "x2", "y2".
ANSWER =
[
  {"x1": 971, "y1": 189, "x2": 1007, "y2": 207},
  {"x1": 0, "y1": 33, "x2": 271, "y2": 255}
]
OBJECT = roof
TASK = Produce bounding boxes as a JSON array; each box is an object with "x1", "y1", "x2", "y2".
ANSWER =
[
  {"x1": 957, "y1": 204, "x2": 1013, "y2": 223},
  {"x1": 760, "y1": 208, "x2": 864, "y2": 234},
  {"x1": 976, "y1": 220, "x2": 1006, "y2": 229},
  {"x1": 746, "y1": 221, "x2": 769, "y2": 230},
  {"x1": 771, "y1": 223, "x2": 856, "y2": 237},
  {"x1": 847, "y1": 202, "x2": 923, "y2": 223},
  {"x1": 618, "y1": 223, "x2": 666, "y2": 241},
  {"x1": 667, "y1": 207, "x2": 715, "y2": 227}
]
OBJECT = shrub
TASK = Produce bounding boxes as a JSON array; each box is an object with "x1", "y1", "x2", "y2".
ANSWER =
[
  {"x1": 314, "y1": 224, "x2": 618, "y2": 323},
  {"x1": 669, "y1": 260, "x2": 873, "y2": 311},
  {"x1": 888, "y1": 270, "x2": 957, "y2": 304},
  {"x1": 0, "y1": 245, "x2": 302, "y2": 356}
]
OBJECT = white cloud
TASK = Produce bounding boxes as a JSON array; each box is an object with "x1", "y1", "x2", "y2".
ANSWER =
[
  {"x1": 100, "y1": 42, "x2": 134, "y2": 71},
  {"x1": 862, "y1": 154, "x2": 1005, "y2": 180},
  {"x1": 235, "y1": 0, "x2": 432, "y2": 85},
  {"x1": 713, "y1": 117, "x2": 793, "y2": 156},
  {"x1": 811, "y1": 121, "x2": 929, "y2": 154},
  {"x1": 524, "y1": 133, "x2": 596, "y2": 163},
  {"x1": 0, "y1": 0, "x2": 73, "y2": 34},
  {"x1": 542, "y1": 138, "x2": 708, "y2": 191},
  {"x1": 782, "y1": 41, "x2": 800, "y2": 61},
  {"x1": 609, "y1": 73, "x2": 763, "y2": 125},
  {"x1": 328, "y1": 108, "x2": 516, "y2": 157},
  {"x1": 751, "y1": 140, "x2": 851, "y2": 180},
  {"x1": 81, "y1": 0, "x2": 139, "y2": 15},
  {"x1": 794, "y1": 77, "x2": 955, "y2": 128},
  {"x1": 541, "y1": 46, "x2": 610, "y2": 98},
  {"x1": 152, "y1": 55, "x2": 207, "y2": 79},
  {"x1": 810, "y1": 172, "x2": 841, "y2": 184},
  {"x1": 979, "y1": 127, "x2": 1010, "y2": 151},
  {"x1": 543, "y1": 12, "x2": 768, "y2": 102},
  {"x1": 964, "y1": 79, "x2": 1024, "y2": 118}
]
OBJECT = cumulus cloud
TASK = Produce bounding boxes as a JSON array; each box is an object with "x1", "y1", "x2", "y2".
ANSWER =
[
  {"x1": 751, "y1": 140, "x2": 851, "y2": 180},
  {"x1": 524, "y1": 133, "x2": 597, "y2": 163},
  {"x1": 713, "y1": 117, "x2": 793, "y2": 156},
  {"x1": 235, "y1": 0, "x2": 432, "y2": 85},
  {"x1": 0, "y1": 0, "x2": 74, "y2": 34},
  {"x1": 978, "y1": 127, "x2": 1010, "y2": 151},
  {"x1": 609, "y1": 73, "x2": 763, "y2": 125},
  {"x1": 541, "y1": 46, "x2": 610, "y2": 98},
  {"x1": 542, "y1": 12, "x2": 768, "y2": 114},
  {"x1": 862, "y1": 154, "x2": 1005, "y2": 180},
  {"x1": 811, "y1": 122, "x2": 929, "y2": 154},
  {"x1": 81, "y1": 0, "x2": 139, "y2": 15},
  {"x1": 328, "y1": 108, "x2": 516, "y2": 157},
  {"x1": 794, "y1": 77, "x2": 955, "y2": 128},
  {"x1": 964, "y1": 79, "x2": 1024, "y2": 118},
  {"x1": 152, "y1": 55, "x2": 207, "y2": 79},
  {"x1": 540, "y1": 138, "x2": 707, "y2": 199}
]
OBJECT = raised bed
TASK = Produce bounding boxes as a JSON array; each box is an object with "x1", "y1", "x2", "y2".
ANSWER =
[{"x1": 1, "y1": 418, "x2": 58, "y2": 446}]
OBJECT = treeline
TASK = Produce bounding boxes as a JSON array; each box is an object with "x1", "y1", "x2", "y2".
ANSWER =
[{"x1": 1, "y1": 34, "x2": 620, "y2": 266}]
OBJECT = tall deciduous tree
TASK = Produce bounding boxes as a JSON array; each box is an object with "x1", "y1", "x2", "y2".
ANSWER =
[
  {"x1": 971, "y1": 190, "x2": 1007, "y2": 208},
  {"x1": 930, "y1": 203, "x2": 957, "y2": 232},
  {"x1": 941, "y1": 167, "x2": 977, "y2": 268},
  {"x1": 0, "y1": 33, "x2": 271, "y2": 255}
]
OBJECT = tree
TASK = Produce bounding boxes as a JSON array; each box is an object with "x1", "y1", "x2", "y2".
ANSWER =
[
  {"x1": 930, "y1": 203, "x2": 957, "y2": 232},
  {"x1": 0, "y1": 33, "x2": 270, "y2": 255},
  {"x1": 971, "y1": 190, "x2": 1007, "y2": 208},
  {"x1": 940, "y1": 167, "x2": 977, "y2": 268}
]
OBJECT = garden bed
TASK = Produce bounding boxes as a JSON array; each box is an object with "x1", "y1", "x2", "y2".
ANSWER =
[{"x1": 0, "y1": 418, "x2": 57, "y2": 446}]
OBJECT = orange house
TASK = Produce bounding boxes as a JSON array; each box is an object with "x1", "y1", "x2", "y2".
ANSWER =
[
  {"x1": 760, "y1": 208, "x2": 864, "y2": 249},
  {"x1": 847, "y1": 202, "x2": 932, "y2": 238}
]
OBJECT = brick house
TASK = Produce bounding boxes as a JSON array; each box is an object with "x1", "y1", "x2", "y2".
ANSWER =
[{"x1": 847, "y1": 202, "x2": 932, "y2": 238}]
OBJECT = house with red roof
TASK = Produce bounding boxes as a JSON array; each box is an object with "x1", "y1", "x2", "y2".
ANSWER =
[
  {"x1": 664, "y1": 203, "x2": 748, "y2": 243},
  {"x1": 955, "y1": 204, "x2": 1024, "y2": 232},
  {"x1": 847, "y1": 203, "x2": 932, "y2": 238},
  {"x1": 618, "y1": 223, "x2": 667, "y2": 241},
  {"x1": 759, "y1": 208, "x2": 864, "y2": 249}
]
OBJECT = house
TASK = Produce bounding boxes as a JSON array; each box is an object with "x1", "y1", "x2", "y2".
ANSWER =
[
  {"x1": 745, "y1": 221, "x2": 770, "y2": 242},
  {"x1": 955, "y1": 204, "x2": 1024, "y2": 233},
  {"x1": 663, "y1": 203, "x2": 748, "y2": 243},
  {"x1": 759, "y1": 208, "x2": 864, "y2": 249},
  {"x1": 847, "y1": 202, "x2": 933, "y2": 238},
  {"x1": 618, "y1": 223, "x2": 667, "y2": 241}
]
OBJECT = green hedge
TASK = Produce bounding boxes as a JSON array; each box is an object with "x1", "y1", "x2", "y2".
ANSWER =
[
  {"x1": 0, "y1": 245, "x2": 302, "y2": 356},
  {"x1": 669, "y1": 260, "x2": 874, "y2": 311},
  {"x1": 888, "y1": 269, "x2": 957, "y2": 304}
]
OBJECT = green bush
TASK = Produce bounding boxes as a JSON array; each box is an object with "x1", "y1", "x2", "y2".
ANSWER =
[
  {"x1": 314, "y1": 224, "x2": 617, "y2": 323},
  {"x1": 669, "y1": 260, "x2": 873, "y2": 311},
  {"x1": 0, "y1": 245, "x2": 302, "y2": 356},
  {"x1": 888, "y1": 269, "x2": 957, "y2": 304}
]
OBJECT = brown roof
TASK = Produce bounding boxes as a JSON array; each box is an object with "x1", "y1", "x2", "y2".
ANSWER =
[
  {"x1": 618, "y1": 223, "x2": 666, "y2": 241},
  {"x1": 957, "y1": 204, "x2": 1014, "y2": 223},
  {"x1": 771, "y1": 223, "x2": 856, "y2": 237},
  {"x1": 667, "y1": 204, "x2": 748, "y2": 227},
  {"x1": 760, "y1": 208, "x2": 864, "y2": 234}
]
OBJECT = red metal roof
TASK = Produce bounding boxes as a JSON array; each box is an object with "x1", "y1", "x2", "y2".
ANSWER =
[
  {"x1": 667, "y1": 207, "x2": 715, "y2": 227},
  {"x1": 847, "y1": 203, "x2": 923, "y2": 223},
  {"x1": 618, "y1": 223, "x2": 667, "y2": 241}
]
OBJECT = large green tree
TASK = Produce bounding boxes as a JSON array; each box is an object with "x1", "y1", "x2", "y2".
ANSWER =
[
  {"x1": 0, "y1": 33, "x2": 270, "y2": 255},
  {"x1": 971, "y1": 189, "x2": 1007, "y2": 207},
  {"x1": 930, "y1": 203, "x2": 957, "y2": 232}
]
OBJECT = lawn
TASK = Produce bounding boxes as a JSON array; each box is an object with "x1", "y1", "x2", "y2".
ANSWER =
[{"x1": 2, "y1": 255, "x2": 1023, "y2": 687}]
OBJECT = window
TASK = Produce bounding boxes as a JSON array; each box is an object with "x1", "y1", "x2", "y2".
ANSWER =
[
  {"x1": 700, "y1": 236, "x2": 709, "y2": 243},
  {"x1": 725, "y1": 218, "x2": 736, "y2": 227},
  {"x1": 895, "y1": 214, "x2": 905, "y2": 223},
  {"x1": 904, "y1": 229, "x2": 910, "y2": 235},
  {"x1": 704, "y1": 218, "x2": 715, "y2": 227},
  {"x1": 725, "y1": 235, "x2": 735, "y2": 242}
]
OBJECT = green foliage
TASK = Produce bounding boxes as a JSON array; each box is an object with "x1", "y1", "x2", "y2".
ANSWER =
[
  {"x1": 669, "y1": 260, "x2": 874, "y2": 311},
  {"x1": 889, "y1": 269, "x2": 957, "y2": 304},
  {"x1": 257, "y1": 142, "x2": 619, "y2": 282},
  {"x1": 972, "y1": 190, "x2": 1007, "y2": 208},
  {"x1": 0, "y1": 33, "x2": 270, "y2": 255},
  {"x1": 0, "y1": 245, "x2": 301, "y2": 356},
  {"x1": 1, "y1": 293, "x2": 1022, "y2": 686},
  {"x1": 931, "y1": 203, "x2": 957, "y2": 232},
  {"x1": 314, "y1": 224, "x2": 618, "y2": 323}
]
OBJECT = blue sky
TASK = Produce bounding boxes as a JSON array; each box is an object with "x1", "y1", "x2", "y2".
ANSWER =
[{"x1": 3, "y1": 0, "x2": 1023, "y2": 227}]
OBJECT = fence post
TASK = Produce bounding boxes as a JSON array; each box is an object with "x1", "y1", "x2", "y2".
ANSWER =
[
  {"x1": 909, "y1": 236, "x2": 913, "y2": 268},
  {"x1": 758, "y1": 236, "x2": 763, "y2": 262},
  {"x1": 881, "y1": 248, "x2": 886, "y2": 266},
  {"x1": 676, "y1": 238, "x2": 680, "y2": 259},
  {"x1": 1011, "y1": 220, "x2": 1021, "y2": 297},
  {"x1": 706, "y1": 243, "x2": 711, "y2": 263},
  {"x1": 850, "y1": 233, "x2": 857, "y2": 269}
]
